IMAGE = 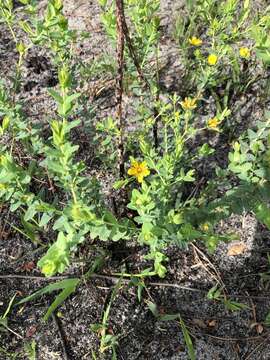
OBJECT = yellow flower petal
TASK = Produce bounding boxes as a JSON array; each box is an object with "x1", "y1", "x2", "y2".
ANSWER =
[
  {"x1": 144, "y1": 169, "x2": 150, "y2": 176},
  {"x1": 137, "y1": 174, "x2": 144, "y2": 183},
  {"x1": 207, "y1": 117, "x2": 219, "y2": 129},
  {"x1": 180, "y1": 97, "x2": 197, "y2": 111},
  {"x1": 128, "y1": 160, "x2": 150, "y2": 183},
  {"x1": 208, "y1": 54, "x2": 218, "y2": 65},
  {"x1": 128, "y1": 168, "x2": 136, "y2": 175},
  {"x1": 131, "y1": 160, "x2": 139, "y2": 167},
  {"x1": 239, "y1": 47, "x2": 250, "y2": 59},
  {"x1": 188, "y1": 36, "x2": 202, "y2": 46}
]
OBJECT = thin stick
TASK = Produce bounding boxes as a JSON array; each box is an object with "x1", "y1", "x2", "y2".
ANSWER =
[
  {"x1": 52, "y1": 312, "x2": 70, "y2": 360},
  {"x1": 2, "y1": 273, "x2": 270, "y2": 300},
  {"x1": 0, "y1": 274, "x2": 68, "y2": 281},
  {"x1": 148, "y1": 282, "x2": 203, "y2": 293},
  {"x1": 120, "y1": 11, "x2": 149, "y2": 87},
  {"x1": 201, "y1": 332, "x2": 269, "y2": 342},
  {"x1": 4, "y1": 325, "x2": 23, "y2": 339},
  {"x1": 115, "y1": 0, "x2": 125, "y2": 178},
  {"x1": 245, "y1": 336, "x2": 270, "y2": 360},
  {"x1": 191, "y1": 243, "x2": 225, "y2": 288}
]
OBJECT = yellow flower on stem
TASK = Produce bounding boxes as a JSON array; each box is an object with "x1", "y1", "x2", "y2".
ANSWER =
[
  {"x1": 188, "y1": 36, "x2": 202, "y2": 46},
  {"x1": 128, "y1": 160, "x2": 150, "y2": 183},
  {"x1": 208, "y1": 54, "x2": 218, "y2": 65},
  {"x1": 239, "y1": 47, "x2": 250, "y2": 59},
  {"x1": 207, "y1": 117, "x2": 219, "y2": 129},
  {"x1": 180, "y1": 97, "x2": 197, "y2": 111}
]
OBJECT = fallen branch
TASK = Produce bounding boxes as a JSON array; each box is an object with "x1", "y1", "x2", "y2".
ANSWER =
[{"x1": 52, "y1": 311, "x2": 70, "y2": 360}]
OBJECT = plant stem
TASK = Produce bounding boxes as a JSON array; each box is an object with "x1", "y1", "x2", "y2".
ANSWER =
[{"x1": 115, "y1": 0, "x2": 125, "y2": 178}]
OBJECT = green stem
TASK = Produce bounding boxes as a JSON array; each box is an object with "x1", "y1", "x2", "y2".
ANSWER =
[
  {"x1": 147, "y1": 158, "x2": 166, "y2": 186},
  {"x1": 6, "y1": 20, "x2": 17, "y2": 43}
]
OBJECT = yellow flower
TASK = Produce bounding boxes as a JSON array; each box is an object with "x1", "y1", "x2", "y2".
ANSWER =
[
  {"x1": 207, "y1": 117, "x2": 219, "y2": 129},
  {"x1": 208, "y1": 54, "x2": 218, "y2": 65},
  {"x1": 239, "y1": 47, "x2": 250, "y2": 59},
  {"x1": 180, "y1": 97, "x2": 197, "y2": 111},
  {"x1": 188, "y1": 36, "x2": 202, "y2": 46},
  {"x1": 128, "y1": 160, "x2": 150, "y2": 183},
  {"x1": 201, "y1": 223, "x2": 209, "y2": 231}
]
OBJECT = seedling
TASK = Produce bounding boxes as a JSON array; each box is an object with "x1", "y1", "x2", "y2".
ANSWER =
[
  {"x1": 90, "y1": 279, "x2": 122, "y2": 359},
  {"x1": 207, "y1": 284, "x2": 249, "y2": 312},
  {"x1": 147, "y1": 301, "x2": 195, "y2": 360}
]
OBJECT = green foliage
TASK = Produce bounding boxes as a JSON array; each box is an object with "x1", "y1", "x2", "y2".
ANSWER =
[
  {"x1": 250, "y1": 7, "x2": 270, "y2": 66},
  {"x1": 228, "y1": 117, "x2": 270, "y2": 183},
  {"x1": 0, "y1": 0, "x2": 269, "y2": 304}
]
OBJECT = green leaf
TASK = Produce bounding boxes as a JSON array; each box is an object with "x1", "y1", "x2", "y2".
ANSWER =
[
  {"x1": 65, "y1": 119, "x2": 81, "y2": 133},
  {"x1": 113, "y1": 178, "x2": 130, "y2": 190},
  {"x1": 47, "y1": 89, "x2": 63, "y2": 104},
  {"x1": 19, "y1": 0, "x2": 30, "y2": 5},
  {"x1": 1, "y1": 294, "x2": 17, "y2": 320},
  {"x1": 24, "y1": 204, "x2": 37, "y2": 221},
  {"x1": 38, "y1": 231, "x2": 70, "y2": 276},
  {"x1": 160, "y1": 314, "x2": 179, "y2": 321},
  {"x1": 16, "y1": 278, "x2": 80, "y2": 321},
  {"x1": 265, "y1": 312, "x2": 270, "y2": 327},
  {"x1": 59, "y1": 93, "x2": 80, "y2": 116},
  {"x1": 0, "y1": 318, "x2": 8, "y2": 329},
  {"x1": 24, "y1": 340, "x2": 36, "y2": 360},
  {"x1": 179, "y1": 315, "x2": 196, "y2": 360},
  {"x1": 224, "y1": 300, "x2": 249, "y2": 311},
  {"x1": 147, "y1": 301, "x2": 196, "y2": 360},
  {"x1": 43, "y1": 280, "x2": 78, "y2": 321},
  {"x1": 83, "y1": 251, "x2": 107, "y2": 280},
  {"x1": 198, "y1": 143, "x2": 215, "y2": 157},
  {"x1": 39, "y1": 213, "x2": 52, "y2": 227},
  {"x1": 182, "y1": 169, "x2": 195, "y2": 182},
  {"x1": 207, "y1": 284, "x2": 222, "y2": 300},
  {"x1": 147, "y1": 301, "x2": 159, "y2": 318},
  {"x1": 98, "y1": 0, "x2": 107, "y2": 7},
  {"x1": 254, "y1": 202, "x2": 270, "y2": 229},
  {"x1": 53, "y1": 216, "x2": 69, "y2": 231},
  {"x1": 20, "y1": 219, "x2": 40, "y2": 244}
]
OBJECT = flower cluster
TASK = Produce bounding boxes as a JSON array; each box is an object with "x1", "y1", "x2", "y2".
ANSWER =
[{"x1": 189, "y1": 35, "x2": 252, "y2": 66}]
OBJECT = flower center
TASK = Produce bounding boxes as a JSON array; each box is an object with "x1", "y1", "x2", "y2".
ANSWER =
[{"x1": 136, "y1": 165, "x2": 143, "y2": 173}]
